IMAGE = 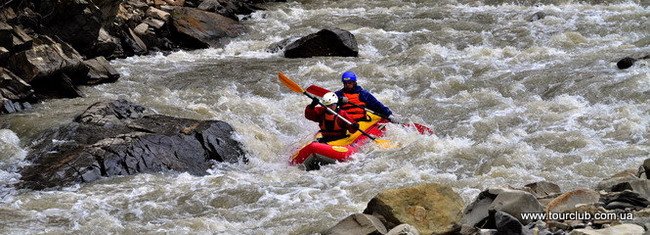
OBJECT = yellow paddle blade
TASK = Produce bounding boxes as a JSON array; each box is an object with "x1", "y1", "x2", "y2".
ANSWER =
[
  {"x1": 375, "y1": 139, "x2": 400, "y2": 149},
  {"x1": 278, "y1": 72, "x2": 305, "y2": 93}
]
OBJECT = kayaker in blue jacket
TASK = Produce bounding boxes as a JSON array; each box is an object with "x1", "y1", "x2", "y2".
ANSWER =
[{"x1": 335, "y1": 71, "x2": 392, "y2": 121}]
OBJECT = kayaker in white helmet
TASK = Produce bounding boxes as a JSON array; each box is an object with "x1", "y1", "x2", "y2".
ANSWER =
[{"x1": 305, "y1": 92, "x2": 359, "y2": 143}]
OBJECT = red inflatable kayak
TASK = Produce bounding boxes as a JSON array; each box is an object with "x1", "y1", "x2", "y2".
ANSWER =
[{"x1": 290, "y1": 112, "x2": 388, "y2": 170}]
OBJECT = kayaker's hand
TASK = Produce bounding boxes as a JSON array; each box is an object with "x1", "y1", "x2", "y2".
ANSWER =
[
  {"x1": 338, "y1": 97, "x2": 348, "y2": 105},
  {"x1": 351, "y1": 123, "x2": 359, "y2": 131},
  {"x1": 309, "y1": 97, "x2": 319, "y2": 107}
]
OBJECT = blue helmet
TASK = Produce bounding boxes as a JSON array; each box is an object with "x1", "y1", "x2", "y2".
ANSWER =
[{"x1": 341, "y1": 71, "x2": 357, "y2": 82}]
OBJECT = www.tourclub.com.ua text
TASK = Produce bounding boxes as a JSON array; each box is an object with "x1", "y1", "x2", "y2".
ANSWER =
[{"x1": 520, "y1": 211, "x2": 634, "y2": 221}]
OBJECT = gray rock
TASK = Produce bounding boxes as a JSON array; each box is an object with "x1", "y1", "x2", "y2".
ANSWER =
[
  {"x1": 0, "y1": 67, "x2": 33, "y2": 101},
  {"x1": 198, "y1": 0, "x2": 260, "y2": 21},
  {"x1": 569, "y1": 224, "x2": 644, "y2": 235},
  {"x1": 17, "y1": 100, "x2": 246, "y2": 190},
  {"x1": 602, "y1": 191, "x2": 649, "y2": 210},
  {"x1": 82, "y1": 56, "x2": 120, "y2": 85},
  {"x1": 170, "y1": 7, "x2": 246, "y2": 49},
  {"x1": 323, "y1": 213, "x2": 387, "y2": 235},
  {"x1": 494, "y1": 211, "x2": 533, "y2": 235},
  {"x1": 489, "y1": 190, "x2": 544, "y2": 224},
  {"x1": 610, "y1": 179, "x2": 650, "y2": 201},
  {"x1": 525, "y1": 181, "x2": 562, "y2": 197},
  {"x1": 527, "y1": 11, "x2": 547, "y2": 22},
  {"x1": 8, "y1": 35, "x2": 87, "y2": 83},
  {"x1": 386, "y1": 224, "x2": 419, "y2": 235},
  {"x1": 284, "y1": 28, "x2": 359, "y2": 58}
]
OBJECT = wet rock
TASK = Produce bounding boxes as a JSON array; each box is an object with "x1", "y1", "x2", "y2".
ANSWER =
[
  {"x1": 616, "y1": 57, "x2": 636, "y2": 69},
  {"x1": 198, "y1": 0, "x2": 261, "y2": 21},
  {"x1": 0, "y1": 67, "x2": 33, "y2": 101},
  {"x1": 0, "y1": 47, "x2": 10, "y2": 65},
  {"x1": 170, "y1": 7, "x2": 246, "y2": 49},
  {"x1": 569, "y1": 223, "x2": 644, "y2": 235},
  {"x1": 8, "y1": 35, "x2": 87, "y2": 83},
  {"x1": 363, "y1": 183, "x2": 464, "y2": 234},
  {"x1": 33, "y1": 0, "x2": 105, "y2": 54},
  {"x1": 525, "y1": 181, "x2": 562, "y2": 197},
  {"x1": 527, "y1": 11, "x2": 546, "y2": 22},
  {"x1": 0, "y1": 24, "x2": 33, "y2": 52},
  {"x1": 284, "y1": 28, "x2": 359, "y2": 58},
  {"x1": 386, "y1": 224, "x2": 419, "y2": 235},
  {"x1": 546, "y1": 189, "x2": 600, "y2": 213},
  {"x1": 17, "y1": 99, "x2": 246, "y2": 190},
  {"x1": 81, "y1": 57, "x2": 120, "y2": 85},
  {"x1": 494, "y1": 211, "x2": 533, "y2": 235},
  {"x1": 323, "y1": 213, "x2": 387, "y2": 235}
]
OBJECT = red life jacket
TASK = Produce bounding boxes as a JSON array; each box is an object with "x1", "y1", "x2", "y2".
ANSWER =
[
  {"x1": 319, "y1": 111, "x2": 347, "y2": 137},
  {"x1": 340, "y1": 92, "x2": 367, "y2": 121}
]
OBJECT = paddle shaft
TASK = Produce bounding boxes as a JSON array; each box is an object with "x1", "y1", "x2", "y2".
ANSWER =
[
  {"x1": 279, "y1": 72, "x2": 385, "y2": 142},
  {"x1": 304, "y1": 92, "x2": 377, "y2": 141}
]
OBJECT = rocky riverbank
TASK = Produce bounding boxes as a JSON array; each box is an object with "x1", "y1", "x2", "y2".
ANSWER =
[
  {"x1": 323, "y1": 159, "x2": 650, "y2": 235},
  {"x1": 0, "y1": 0, "x2": 284, "y2": 114}
]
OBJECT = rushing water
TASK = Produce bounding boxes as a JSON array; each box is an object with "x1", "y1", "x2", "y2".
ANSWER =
[{"x1": 1, "y1": 0, "x2": 649, "y2": 234}]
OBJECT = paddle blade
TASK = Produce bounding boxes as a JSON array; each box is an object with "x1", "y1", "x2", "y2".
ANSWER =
[
  {"x1": 306, "y1": 85, "x2": 331, "y2": 97},
  {"x1": 278, "y1": 72, "x2": 305, "y2": 93}
]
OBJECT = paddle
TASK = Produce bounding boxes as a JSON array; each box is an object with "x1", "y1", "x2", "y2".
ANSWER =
[
  {"x1": 306, "y1": 85, "x2": 434, "y2": 135},
  {"x1": 278, "y1": 72, "x2": 391, "y2": 145}
]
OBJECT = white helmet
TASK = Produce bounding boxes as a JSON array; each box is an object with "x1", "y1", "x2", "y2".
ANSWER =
[{"x1": 322, "y1": 92, "x2": 338, "y2": 105}]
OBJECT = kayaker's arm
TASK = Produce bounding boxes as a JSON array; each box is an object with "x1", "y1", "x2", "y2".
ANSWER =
[{"x1": 305, "y1": 105, "x2": 324, "y2": 122}]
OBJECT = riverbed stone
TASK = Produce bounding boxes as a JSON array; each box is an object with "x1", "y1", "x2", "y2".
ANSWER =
[
  {"x1": 170, "y1": 7, "x2": 246, "y2": 49},
  {"x1": 494, "y1": 211, "x2": 533, "y2": 235},
  {"x1": 0, "y1": 68, "x2": 33, "y2": 101},
  {"x1": 363, "y1": 183, "x2": 464, "y2": 234},
  {"x1": 524, "y1": 181, "x2": 562, "y2": 197},
  {"x1": 386, "y1": 224, "x2": 419, "y2": 235},
  {"x1": 546, "y1": 189, "x2": 600, "y2": 213},
  {"x1": 284, "y1": 28, "x2": 359, "y2": 58},
  {"x1": 17, "y1": 99, "x2": 246, "y2": 190},
  {"x1": 8, "y1": 35, "x2": 86, "y2": 83},
  {"x1": 82, "y1": 56, "x2": 120, "y2": 85},
  {"x1": 569, "y1": 223, "x2": 644, "y2": 235},
  {"x1": 323, "y1": 213, "x2": 387, "y2": 235}
]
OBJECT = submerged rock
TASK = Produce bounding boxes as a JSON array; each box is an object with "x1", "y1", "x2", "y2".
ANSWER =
[
  {"x1": 17, "y1": 100, "x2": 246, "y2": 190},
  {"x1": 284, "y1": 28, "x2": 359, "y2": 58}
]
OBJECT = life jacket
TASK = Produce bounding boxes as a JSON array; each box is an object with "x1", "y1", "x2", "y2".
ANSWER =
[
  {"x1": 319, "y1": 110, "x2": 347, "y2": 137},
  {"x1": 340, "y1": 92, "x2": 367, "y2": 121}
]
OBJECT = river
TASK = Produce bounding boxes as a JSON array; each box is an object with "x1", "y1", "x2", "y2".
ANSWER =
[{"x1": 1, "y1": 0, "x2": 649, "y2": 234}]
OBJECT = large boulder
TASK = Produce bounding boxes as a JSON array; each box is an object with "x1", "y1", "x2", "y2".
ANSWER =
[
  {"x1": 363, "y1": 183, "x2": 464, "y2": 234},
  {"x1": 462, "y1": 187, "x2": 544, "y2": 228},
  {"x1": 17, "y1": 100, "x2": 246, "y2": 190},
  {"x1": 170, "y1": 7, "x2": 246, "y2": 49},
  {"x1": 7, "y1": 35, "x2": 86, "y2": 83},
  {"x1": 284, "y1": 28, "x2": 359, "y2": 58}
]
